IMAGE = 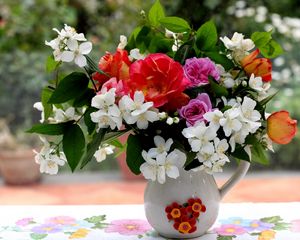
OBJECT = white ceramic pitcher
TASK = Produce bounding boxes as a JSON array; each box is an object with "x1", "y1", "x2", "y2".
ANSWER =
[{"x1": 144, "y1": 160, "x2": 250, "y2": 239}]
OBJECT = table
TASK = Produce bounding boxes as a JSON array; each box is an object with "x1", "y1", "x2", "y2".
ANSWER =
[{"x1": 0, "y1": 203, "x2": 299, "y2": 239}]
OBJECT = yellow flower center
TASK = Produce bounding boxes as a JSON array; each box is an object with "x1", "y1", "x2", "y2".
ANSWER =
[{"x1": 178, "y1": 222, "x2": 192, "y2": 234}]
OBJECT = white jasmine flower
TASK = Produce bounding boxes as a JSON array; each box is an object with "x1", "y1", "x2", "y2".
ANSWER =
[
  {"x1": 249, "y1": 74, "x2": 264, "y2": 91},
  {"x1": 156, "y1": 149, "x2": 186, "y2": 184},
  {"x1": 91, "y1": 88, "x2": 122, "y2": 130},
  {"x1": 53, "y1": 107, "x2": 80, "y2": 123},
  {"x1": 229, "y1": 131, "x2": 247, "y2": 152},
  {"x1": 129, "y1": 48, "x2": 146, "y2": 60},
  {"x1": 204, "y1": 110, "x2": 224, "y2": 131},
  {"x1": 53, "y1": 24, "x2": 86, "y2": 41},
  {"x1": 119, "y1": 91, "x2": 159, "y2": 129},
  {"x1": 220, "y1": 32, "x2": 254, "y2": 51},
  {"x1": 240, "y1": 96, "x2": 261, "y2": 122},
  {"x1": 33, "y1": 137, "x2": 66, "y2": 175},
  {"x1": 220, "y1": 108, "x2": 243, "y2": 137},
  {"x1": 214, "y1": 138, "x2": 229, "y2": 160},
  {"x1": 158, "y1": 112, "x2": 167, "y2": 120},
  {"x1": 140, "y1": 150, "x2": 160, "y2": 182},
  {"x1": 94, "y1": 144, "x2": 115, "y2": 162},
  {"x1": 166, "y1": 117, "x2": 174, "y2": 125},
  {"x1": 262, "y1": 134, "x2": 274, "y2": 152},
  {"x1": 148, "y1": 136, "x2": 173, "y2": 159},
  {"x1": 140, "y1": 149, "x2": 186, "y2": 184},
  {"x1": 182, "y1": 122, "x2": 217, "y2": 152},
  {"x1": 117, "y1": 35, "x2": 127, "y2": 49},
  {"x1": 217, "y1": 65, "x2": 236, "y2": 88},
  {"x1": 33, "y1": 102, "x2": 44, "y2": 123},
  {"x1": 60, "y1": 39, "x2": 92, "y2": 67}
]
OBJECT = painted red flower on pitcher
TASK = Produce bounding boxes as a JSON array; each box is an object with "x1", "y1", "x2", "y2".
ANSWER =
[
  {"x1": 165, "y1": 197, "x2": 206, "y2": 234},
  {"x1": 127, "y1": 53, "x2": 191, "y2": 111}
]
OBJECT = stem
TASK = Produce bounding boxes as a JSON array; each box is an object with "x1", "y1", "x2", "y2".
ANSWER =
[{"x1": 84, "y1": 66, "x2": 98, "y2": 92}]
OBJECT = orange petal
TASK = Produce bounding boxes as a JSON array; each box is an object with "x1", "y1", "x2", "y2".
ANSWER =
[
  {"x1": 267, "y1": 111, "x2": 297, "y2": 144},
  {"x1": 241, "y1": 49, "x2": 260, "y2": 66}
]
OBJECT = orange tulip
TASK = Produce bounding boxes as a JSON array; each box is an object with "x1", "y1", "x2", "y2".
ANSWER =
[
  {"x1": 241, "y1": 49, "x2": 272, "y2": 82},
  {"x1": 267, "y1": 110, "x2": 297, "y2": 144}
]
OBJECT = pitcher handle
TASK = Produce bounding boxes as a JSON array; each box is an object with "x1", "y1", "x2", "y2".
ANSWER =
[{"x1": 219, "y1": 160, "x2": 250, "y2": 199}]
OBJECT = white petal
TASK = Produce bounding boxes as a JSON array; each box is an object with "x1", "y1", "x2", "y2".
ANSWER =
[
  {"x1": 154, "y1": 136, "x2": 164, "y2": 147},
  {"x1": 157, "y1": 166, "x2": 166, "y2": 184},
  {"x1": 145, "y1": 111, "x2": 159, "y2": 122},
  {"x1": 79, "y1": 42, "x2": 92, "y2": 54},
  {"x1": 166, "y1": 166, "x2": 179, "y2": 179},
  {"x1": 136, "y1": 118, "x2": 148, "y2": 129},
  {"x1": 61, "y1": 51, "x2": 75, "y2": 62},
  {"x1": 74, "y1": 54, "x2": 87, "y2": 67},
  {"x1": 66, "y1": 39, "x2": 78, "y2": 51},
  {"x1": 165, "y1": 138, "x2": 173, "y2": 151},
  {"x1": 156, "y1": 153, "x2": 166, "y2": 165},
  {"x1": 134, "y1": 91, "x2": 145, "y2": 104},
  {"x1": 140, "y1": 163, "x2": 156, "y2": 181}
]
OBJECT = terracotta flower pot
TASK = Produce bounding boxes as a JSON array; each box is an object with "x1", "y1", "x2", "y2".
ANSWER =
[{"x1": 0, "y1": 149, "x2": 41, "y2": 185}]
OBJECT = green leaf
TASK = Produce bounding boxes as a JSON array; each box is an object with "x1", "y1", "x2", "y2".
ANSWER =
[
  {"x1": 126, "y1": 134, "x2": 145, "y2": 175},
  {"x1": 63, "y1": 124, "x2": 85, "y2": 172},
  {"x1": 159, "y1": 17, "x2": 191, "y2": 33},
  {"x1": 184, "y1": 151, "x2": 197, "y2": 167},
  {"x1": 41, "y1": 87, "x2": 53, "y2": 120},
  {"x1": 251, "y1": 31, "x2": 283, "y2": 58},
  {"x1": 205, "y1": 51, "x2": 234, "y2": 71},
  {"x1": 251, "y1": 31, "x2": 272, "y2": 47},
  {"x1": 196, "y1": 20, "x2": 218, "y2": 51},
  {"x1": 208, "y1": 76, "x2": 229, "y2": 97},
  {"x1": 231, "y1": 145, "x2": 250, "y2": 161},
  {"x1": 251, "y1": 142, "x2": 269, "y2": 165},
  {"x1": 73, "y1": 88, "x2": 95, "y2": 107},
  {"x1": 260, "y1": 39, "x2": 284, "y2": 58},
  {"x1": 217, "y1": 235, "x2": 235, "y2": 240},
  {"x1": 27, "y1": 122, "x2": 71, "y2": 135},
  {"x1": 84, "y1": 107, "x2": 97, "y2": 135},
  {"x1": 48, "y1": 72, "x2": 89, "y2": 104},
  {"x1": 84, "y1": 215, "x2": 106, "y2": 223},
  {"x1": 174, "y1": 39, "x2": 196, "y2": 64},
  {"x1": 46, "y1": 55, "x2": 59, "y2": 73},
  {"x1": 30, "y1": 233, "x2": 48, "y2": 240},
  {"x1": 108, "y1": 139, "x2": 124, "y2": 149},
  {"x1": 260, "y1": 216, "x2": 282, "y2": 223},
  {"x1": 259, "y1": 92, "x2": 278, "y2": 106},
  {"x1": 148, "y1": 0, "x2": 165, "y2": 27},
  {"x1": 80, "y1": 129, "x2": 107, "y2": 169}
]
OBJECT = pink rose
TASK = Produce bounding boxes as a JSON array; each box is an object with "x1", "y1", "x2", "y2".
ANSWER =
[
  {"x1": 179, "y1": 93, "x2": 213, "y2": 126},
  {"x1": 184, "y1": 57, "x2": 220, "y2": 87},
  {"x1": 100, "y1": 77, "x2": 129, "y2": 97}
]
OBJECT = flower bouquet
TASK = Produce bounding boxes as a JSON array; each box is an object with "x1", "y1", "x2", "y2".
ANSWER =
[{"x1": 29, "y1": 0, "x2": 297, "y2": 238}]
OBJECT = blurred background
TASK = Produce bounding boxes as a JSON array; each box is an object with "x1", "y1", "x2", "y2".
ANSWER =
[{"x1": 0, "y1": 0, "x2": 299, "y2": 204}]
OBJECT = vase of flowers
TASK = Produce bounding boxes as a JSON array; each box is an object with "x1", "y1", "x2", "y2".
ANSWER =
[{"x1": 28, "y1": 0, "x2": 297, "y2": 238}]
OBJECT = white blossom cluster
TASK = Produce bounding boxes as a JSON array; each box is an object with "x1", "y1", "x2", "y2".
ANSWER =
[
  {"x1": 34, "y1": 102, "x2": 82, "y2": 124},
  {"x1": 90, "y1": 89, "x2": 159, "y2": 131},
  {"x1": 140, "y1": 136, "x2": 186, "y2": 184},
  {"x1": 220, "y1": 32, "x2": 255, "y2": 63},
  {"x1": 33, "y1": 137, "x2": 66, "y2": 175},
  {"x1": 45, "y1": 24, "x2": 92, "y2": 67},
  {"x1": 182, "y1": 96, "x2": 261, "y2": 174}
]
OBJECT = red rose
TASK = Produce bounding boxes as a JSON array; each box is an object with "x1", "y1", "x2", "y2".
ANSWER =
[
  {"x1": 127, "y1": 53, "x2": 190, "y2": 111},
  {"x1": 93, "y1": 49, "x2": 131, "y2": 86}
]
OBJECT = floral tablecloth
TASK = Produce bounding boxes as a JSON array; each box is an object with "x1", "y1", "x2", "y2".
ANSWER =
[{"x1": 0, "y1": 203, "x2": 299, "y2": 240}]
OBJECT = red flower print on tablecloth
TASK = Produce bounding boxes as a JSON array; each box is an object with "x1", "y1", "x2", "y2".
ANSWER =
[{"x1": 105, "y1": 219, "x2": 152, "y2": 236}]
